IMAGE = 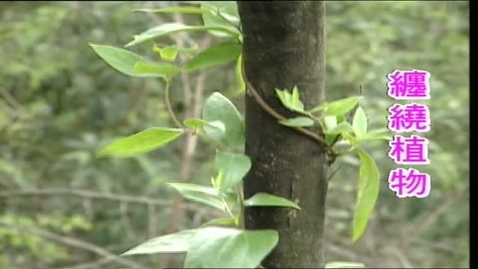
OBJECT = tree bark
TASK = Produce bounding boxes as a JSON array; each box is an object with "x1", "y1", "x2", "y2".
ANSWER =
[{"x1": 238, "y1": 2, "x2": 328, "y2": 268}]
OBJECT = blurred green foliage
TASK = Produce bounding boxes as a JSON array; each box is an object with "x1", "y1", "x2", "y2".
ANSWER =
[{"x1": 0, "y1": 1, "x2": 468, "y2": 268}]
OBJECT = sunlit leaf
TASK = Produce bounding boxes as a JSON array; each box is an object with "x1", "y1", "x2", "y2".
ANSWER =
[
  {"x1": 358, "y1": 128, "x2": 392, "y2": 142},
  {"x1": 184, "y1": 227, "x2": 278, "y2": 268},
  {"x1": 89, "y1": 44, "x2": 150, "y2": 77},
  {"x1": 244, "y1": 193, "x2": 301, "y2": 210},
  {"x1": 275, "y1": 87, "x2": 306, "y2": 113},
  {"x1": 152, "y1": 44, "x2": 179, "y2": 61},
  {"x1": 201, "y1": 2, "x2": 240, "y2": 37},
  {"x1": 184, "y1": 41, "x2": 242, "y2": 72},
  {"x1": 352, "y1": 148, "x2": 380, "y2": 242},
  {"x1": 324, "y1": 116, "x2": 338, "y2": 130},
  {"x1": 122, "y1": 229, "x2": 198, "y2": 255},
  {"x1": 279, "y1": 117, "x2": 315, "y2": 127},
  {"x1": 215, "y1": 151, "x2": 251, "y2": 192},
  {"x1": 97, "y1": 128, "x2": 184, "y2": 158},
  {"x1": 167, "y1": 183, "x2": 227, "y2": 212},
  {"x1": 203, "y1": 1, "x2": 239, "y2": 18},
  {"x1": 352, "y1": 106, "x2": 368, "y2": 137},
  {"x1": 310, "y1": 96, "x2": 362, "y2": 116},
  {"x1": 126, "y1": 23, "x2": 239, "y2": 47},
  {"x1": 324, "y1": 122, "x2": 355, "y2": 135},
  {"x1": 202, "y1": 92, "x2": 244, "y2": 148},
  {"x1": 133, "y1": 61, "x2": 180, "y2": 80},
  {"x1": 324, "y1": 116, "x2": 339, "y2": 144},
  {"x1": 324, "y1": 96, "x2": 362, "y2": 116}
]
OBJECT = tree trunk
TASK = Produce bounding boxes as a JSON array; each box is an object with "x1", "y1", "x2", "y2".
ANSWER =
[{"x1": 238, "y1": 2, "x2": 328, "y2": 268}]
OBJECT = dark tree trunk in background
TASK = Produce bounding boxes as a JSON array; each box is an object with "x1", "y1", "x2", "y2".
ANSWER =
[{"x1": 238, "y1": 2, "x2": 328, "y2": 268}]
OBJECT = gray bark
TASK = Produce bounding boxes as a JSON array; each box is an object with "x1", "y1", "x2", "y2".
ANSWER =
[{"x1": 238, "y1": 2, "x2": 328, "y2": 268}]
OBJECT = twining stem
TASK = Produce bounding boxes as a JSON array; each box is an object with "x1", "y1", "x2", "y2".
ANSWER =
[
  {"x1": 240, "y1": 53, "x2": 334, "y2": 157},
  {"x1": 164, "y1": 79, "x2": 183, "y2": 129}
]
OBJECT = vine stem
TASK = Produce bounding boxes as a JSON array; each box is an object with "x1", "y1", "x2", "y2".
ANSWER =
[
  {"x1": 240, "y1": 53, "x2": 333, "y2": 155},
  {"x1": 164, "y1": 79, "x2": 183, "y2": 129},
  {"x1": 237, "y1": 185, "x2": 245, "y2": 229}
]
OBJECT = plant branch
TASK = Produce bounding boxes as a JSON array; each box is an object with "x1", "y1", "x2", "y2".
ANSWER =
[
  {"x1": 160, "y1": 11, "x2": 211, "y2": 269},
  {"x1": 0, "y1": 87, "x2": 24, "y2": 112},
  {"x1": 53, "y1": 257, "x2": 113, "y2": 269},
  {"x1": 0, "y1": 188, "x2": 204, "y2": 212}
]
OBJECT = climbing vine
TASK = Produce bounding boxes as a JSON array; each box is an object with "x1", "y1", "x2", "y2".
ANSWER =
[{"x1": 90, "y1": 2, "x2": 390, "y2": 268}]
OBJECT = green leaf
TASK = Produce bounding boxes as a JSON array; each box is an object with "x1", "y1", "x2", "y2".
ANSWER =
[
  {"x1": 200, "y1": 2, "x2": 240, "y2": 37},
  {"x1": 275, "y1": 87, "x2": 305, "y2": 113},
  {"x1": 183, "y1": 118, "x2": 226, "y2": 133},
  {"x1": 243, "y1": 193, "x2": 301, "y2": 210},
  {"x1": 352, "y1": 148, "x2": 380, "y2": 242},
  {"x1": 90, "y1": 44, "x2": 151, "y2": 77},
  {"x1": 279, "y1": 117, "x2": 314, "y2": 127},
  {"x1": 184, "y1": 227, "x2": 278, "y2": 268},
  {"x1": 324, "y1": 116, "x2": 338, "y2": 130},
  {"x1": 336, "y1": 114, "x2": 347, "y2": 124},
  {"x1": 357, "y1": 128, "x2": 392, "y2": 142},
  {"x1": 133, "y1": 61, "x2": 180, "y2": 80},
  {"x1": 359, "y1": 134, "x2": 392, "y2": 142},
  {"x1": 90, "y1": 44, "x2": 178, "y2": 79},
  {"x1": 324, "y1": 122, "x2": 355, "y2": 135},
  {"x1": 202, "y1": 217, "x2": 237, "y2": 228},
  {"x1": 97, "y1": 128, "x2": 184, "y2": 158},
  {"x1": 126, "y1": 23, "x2": 239, "y2": 47},
  {"x1": 352, "y1": 106, "x2": 368, "y2": 137},
  {"x1": 122, "y1": 229, "x2": 198, "y2": 255},
  {"x1": 291, "y1": 85, "x2": 300, "y2": 104},
  {"x1": 167, "y1": 183, "x2": 226, "y2": 212},
  {"x1": 326, "y1": 261, "x2": 365, "y2": 268},
  {"x1": 366, "y1": 128, "x2": 390, "y2": 136},
  {"x1": 184, "y1": 41, "x2": 242, "y2": 72},
  {"x1": 152, "y1": 44, "x2": 179, "y2": 61},
  {"x1": 202, "y1": 92, "x2": 245, "y2": 148},
  {"x1": 290, "y1": 86, "x2": 305, "y2": 112},
  {"x1": 203, "y1": 1, "x2": 239, "y2": 18},
  {"x1": 323, "y1": 116, "x2": 339, "y2": 144},
  {"x1": 310, "y1": 96, "x2": 362, "y2": 116},
  {"x1": 215, "y1": 151, "x2": 251, "y2": 192},
  {"x1": 167, "y1": 183, "x2": 221, "y2": 196},
  {"x1": 325, "y1": 96, "x2": 362, "y2": 116}
]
